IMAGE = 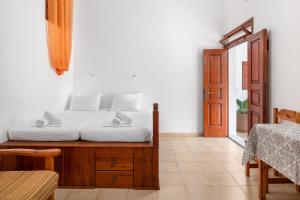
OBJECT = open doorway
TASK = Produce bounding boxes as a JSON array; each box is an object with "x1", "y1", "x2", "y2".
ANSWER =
[
  {"x1": 228, "y1": 42, "x2": 248, "y2": 147},
  {"x1": 203, "y1": 18, "x2": 269, "y2": 145}
]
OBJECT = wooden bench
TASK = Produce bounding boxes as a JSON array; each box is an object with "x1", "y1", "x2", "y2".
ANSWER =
[{"x1": 0, "y1": 149, "x2": 61, "y2": 200}]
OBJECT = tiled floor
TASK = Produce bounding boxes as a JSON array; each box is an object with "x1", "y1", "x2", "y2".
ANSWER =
[
  {"x1": 55, "y1": 136, "x2": 300, "y2": 200},
  {"x1": 237, "y1": 132, "x2": 248, "y2": 140}
]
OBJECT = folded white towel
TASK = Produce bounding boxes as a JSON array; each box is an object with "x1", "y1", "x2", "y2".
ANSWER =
[
  {"x1": 103, "y1": 125, "x2": 132, "y2": 128},
  {"x1": 116, "y1": 111, "x2": 132, "y2": 125},
  {"x1": 44, "y1": 111, "x2": 64, "y2": 126},
  {"x1": 35, "y1": 119, "x2": 48, "y2": 128},
  {"x1": 112, "y1": 117, "x2": 122, "y2": 126}
]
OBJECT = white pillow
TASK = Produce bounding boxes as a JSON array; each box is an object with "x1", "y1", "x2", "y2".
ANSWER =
[
  {"x1": 111, "y1": 92, "x2": 142, "y2": 111},
  {"x1": 69, "y1": 93, "x2": 102, "y2": 111}
]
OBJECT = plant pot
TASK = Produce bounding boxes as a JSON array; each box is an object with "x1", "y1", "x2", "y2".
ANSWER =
[{"x1": 237, "y1": 112, "x2": 248, "y2": 133}]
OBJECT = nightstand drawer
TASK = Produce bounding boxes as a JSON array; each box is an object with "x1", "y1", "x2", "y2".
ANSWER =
[
  {"x1": 95, "y1": 171, "x2": 133, "y2": 188},
  {"x1": 95, "y1": 153, "x2": 133, "y2": 171}
]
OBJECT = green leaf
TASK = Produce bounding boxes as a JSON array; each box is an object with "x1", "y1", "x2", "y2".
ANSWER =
[{"x1": 236, "y1": 99, "x2": 248, "y2": 113}]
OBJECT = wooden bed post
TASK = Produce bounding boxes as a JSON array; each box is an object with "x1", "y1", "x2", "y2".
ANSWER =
[
  {"x1": 152, "y1": 103, "x2": 159, "y2": 189},
  {"x1": 153, "y1": 103, "x2": 159, "y2": 148}
]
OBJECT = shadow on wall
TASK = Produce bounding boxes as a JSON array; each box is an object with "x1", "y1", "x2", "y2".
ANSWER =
[{"x1": 197, "y1": 48, "x2": 204, "y2": 134}]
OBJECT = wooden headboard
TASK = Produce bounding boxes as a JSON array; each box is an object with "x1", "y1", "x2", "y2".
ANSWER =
[{"x1": 273, "y1": 108, "x2": 300, "y2": 124}]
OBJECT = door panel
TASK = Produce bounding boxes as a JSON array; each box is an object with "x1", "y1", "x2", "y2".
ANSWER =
[
  {"x1": 242, "y1": 61, "x2": 248, "y2": 89},
  {"x1": 248, "y1": 29, "x2": 269, "y2": 132},
  {"x1": 203, "y1": 49, "x2": 228, "y2": 137}
]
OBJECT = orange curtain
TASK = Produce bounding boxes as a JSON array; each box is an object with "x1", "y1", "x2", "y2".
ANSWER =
[{"x1": 46, "y1": 0, "x2": 73, "y2": 75}]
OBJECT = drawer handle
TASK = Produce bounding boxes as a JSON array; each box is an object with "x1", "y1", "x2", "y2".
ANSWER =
[{"x1": 112, "y1": 176, "x2": 117, "y2": 183}]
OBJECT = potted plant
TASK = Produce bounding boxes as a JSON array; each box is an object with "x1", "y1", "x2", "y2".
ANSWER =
[{"x1": 236, "y1": 99, "x2": 248, "y2": 133}]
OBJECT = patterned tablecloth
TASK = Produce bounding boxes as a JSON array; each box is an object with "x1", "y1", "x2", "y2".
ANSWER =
[{"x1": 242, "y1": 123, "x2": 300, "y2": 185}]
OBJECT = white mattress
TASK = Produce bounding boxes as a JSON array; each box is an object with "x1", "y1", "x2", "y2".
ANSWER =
[
  {"x1": 80, "y1": 111, "x2": 152, "y2": 142},
  {"x1": 8, "y1": 111, "x2": 104, "y2": 141}
]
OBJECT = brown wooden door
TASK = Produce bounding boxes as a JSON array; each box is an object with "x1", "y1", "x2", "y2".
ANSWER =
[
  {"x1": 203, "y1": 49, "x2": 228, "y2": 137},
  {"x1": 247, "y1": 29, "x2": 269, "y2": 132}
]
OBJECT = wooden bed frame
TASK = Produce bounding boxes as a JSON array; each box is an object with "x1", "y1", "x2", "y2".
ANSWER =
[
  {"x1": 0, "y1": 103, "x2": 160, "y2": 190},
  {"x1": 259, "y1": 108, "x2": 300, "y2": 200}
]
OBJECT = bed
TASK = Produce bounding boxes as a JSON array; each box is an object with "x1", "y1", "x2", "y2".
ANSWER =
[
  {"x1": 8, "y1": 111, "x2": 105, "y2": 141},
  {"x1": 0, "y1": 104, "x2": 160, "y2": 190},
  {"x1": 81, "y1": 111, "x2": 152, "y2": 142}
]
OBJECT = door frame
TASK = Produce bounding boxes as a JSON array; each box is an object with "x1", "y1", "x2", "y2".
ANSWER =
[
  {"x1": 203, "y1": 18, "x2": 269, "y2": 137},
  {"x1": 221, "y1": 19, "x2": 269, "y2": 137}
]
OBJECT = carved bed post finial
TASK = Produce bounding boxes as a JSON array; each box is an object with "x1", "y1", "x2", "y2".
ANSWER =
[{"x1": 153, "y1": 103, "x2": 159, "y2": 111}]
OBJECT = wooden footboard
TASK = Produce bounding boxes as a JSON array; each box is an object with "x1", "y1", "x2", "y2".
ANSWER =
[{"x1": 0, "y1": 103, "x2": 160, "y2": 190}]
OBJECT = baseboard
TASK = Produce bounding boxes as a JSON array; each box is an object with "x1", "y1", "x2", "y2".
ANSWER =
[{"x1": 160, "y1": 132, "x2": 202, "y2": 137}]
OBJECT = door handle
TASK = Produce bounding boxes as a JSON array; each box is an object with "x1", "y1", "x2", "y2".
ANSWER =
[{"x1": 204, "y1": 89, "x2": 212, "y2": 99}]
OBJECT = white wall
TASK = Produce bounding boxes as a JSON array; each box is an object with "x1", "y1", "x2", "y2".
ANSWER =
[
  {"x1": 73, "y1": 0, "x2": 224, "y2": 133},
  {"x1": 228, "y1": 43, "x2": 248, "y2": 136},
  {"x1": 235, "y1": 43, "x2": 248, "y2": 102},
  {"x1": 0, "y1": 0, "x2": 73, "y2": 142},
  {"x1": 224, "y1": 0, "x2": 300, "y2": 116},
  {"x1": 3, "y1": 0, "x2": 297, "y2": 138}
]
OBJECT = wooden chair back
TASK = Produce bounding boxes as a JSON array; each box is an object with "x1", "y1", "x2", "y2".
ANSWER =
[{"x1": 273, "y1": 108, "x2": 300, "y2": 124}]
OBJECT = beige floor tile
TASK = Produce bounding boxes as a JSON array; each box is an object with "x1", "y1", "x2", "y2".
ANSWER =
[
  {"x1": 231, "y1": 151, "x2": 244, "y2": 160},
  {"x1": 189, "y1": 147, "x2": 214, "y2": 154},
  {"x1": 208, "y1": 146, "x2": 227, "y2": 154},
  {"x1": 199, "y1": 161, "x2": 228, "y2": 173},
  {"x1": 180, "y1": 172, "x2": 210, "y2": 186},
  {"x1": 65, "y1": 189, "x2": 99, "y2": 200},
  {"x1": 159, "y1": 146, "x2": 173, "y2": 153},
  {"x1": 55, "y1": 188, "x2": 72, "y2": 200},
  {"x1": 224, "y1": 161, "x2": 245, "y2": 172},
  {"x1": 230, "y1": 172, "x2": 258, "y2": 186},
  {"x1": 160, "y1": 140, "x2": 170, "y2": 146},
  {"x1": 159, "y1": 136, "x2": 171, "y2": 141},
  {"x1": 174, "y1": 153, "x2": 195, "y2": 161},
  {"x1": 240, "y1": 186, "x2": 259, "y2": 200},
  {"x1": 160, "y1": 153, "x2": 176, "y2": 162},
  {"x1": 159, "y1": 162, "x2": 179, "y2": 173},
  {"x1": 193, "y1": 154, "x2": 216, "y2": 162},
  {"x1": 213, "y1": 186, "x2": 250, "y2": 200},
  {"x1": 185, "y1": 186, "x2": 216, "y2": 200},
  {"x1": 160, "y1": 173, "x2": 184, "y2": 186},
  {"x1": 126, "y1": 190, "x2": 158, "y2": 200},
  {"x1": 167, "y1": 137, "x2": 187, "y2": 141},
  {"x1": 184, "y1": 139, "x2": 203, "y2": 147},
  {"x1": 214, "y1": 154, "x2": 240, "y2": 162},
  {"x1": 204, "y1": 172, "x2": 239, "y2": 186},
  {"x1": 177, "y1": 162, "x2": 202, "y2": 172},
  {"x1": 169, "y1": 141, "x2": 187, "y2": 146},
  {"x1": 267, "y1": 184, "x2": 300, "y2": 200},
  {"x1": 97, "y1": 189, "x2": 128, "y2": 200},
  {"x1": 171, "y1": 146, "x2": 190, "y2": 154},
  {"x1": 158, "y1": 186, "x2": 187, "y2": 200}
]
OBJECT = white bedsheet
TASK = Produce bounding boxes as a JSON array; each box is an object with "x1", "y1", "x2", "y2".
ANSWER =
[
  {"x1": 80, "y1": 111, "x2": 152, "y2": 142},
  {"x1": 8, "y1": 111, "x2": 104, "y2": 141}
]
